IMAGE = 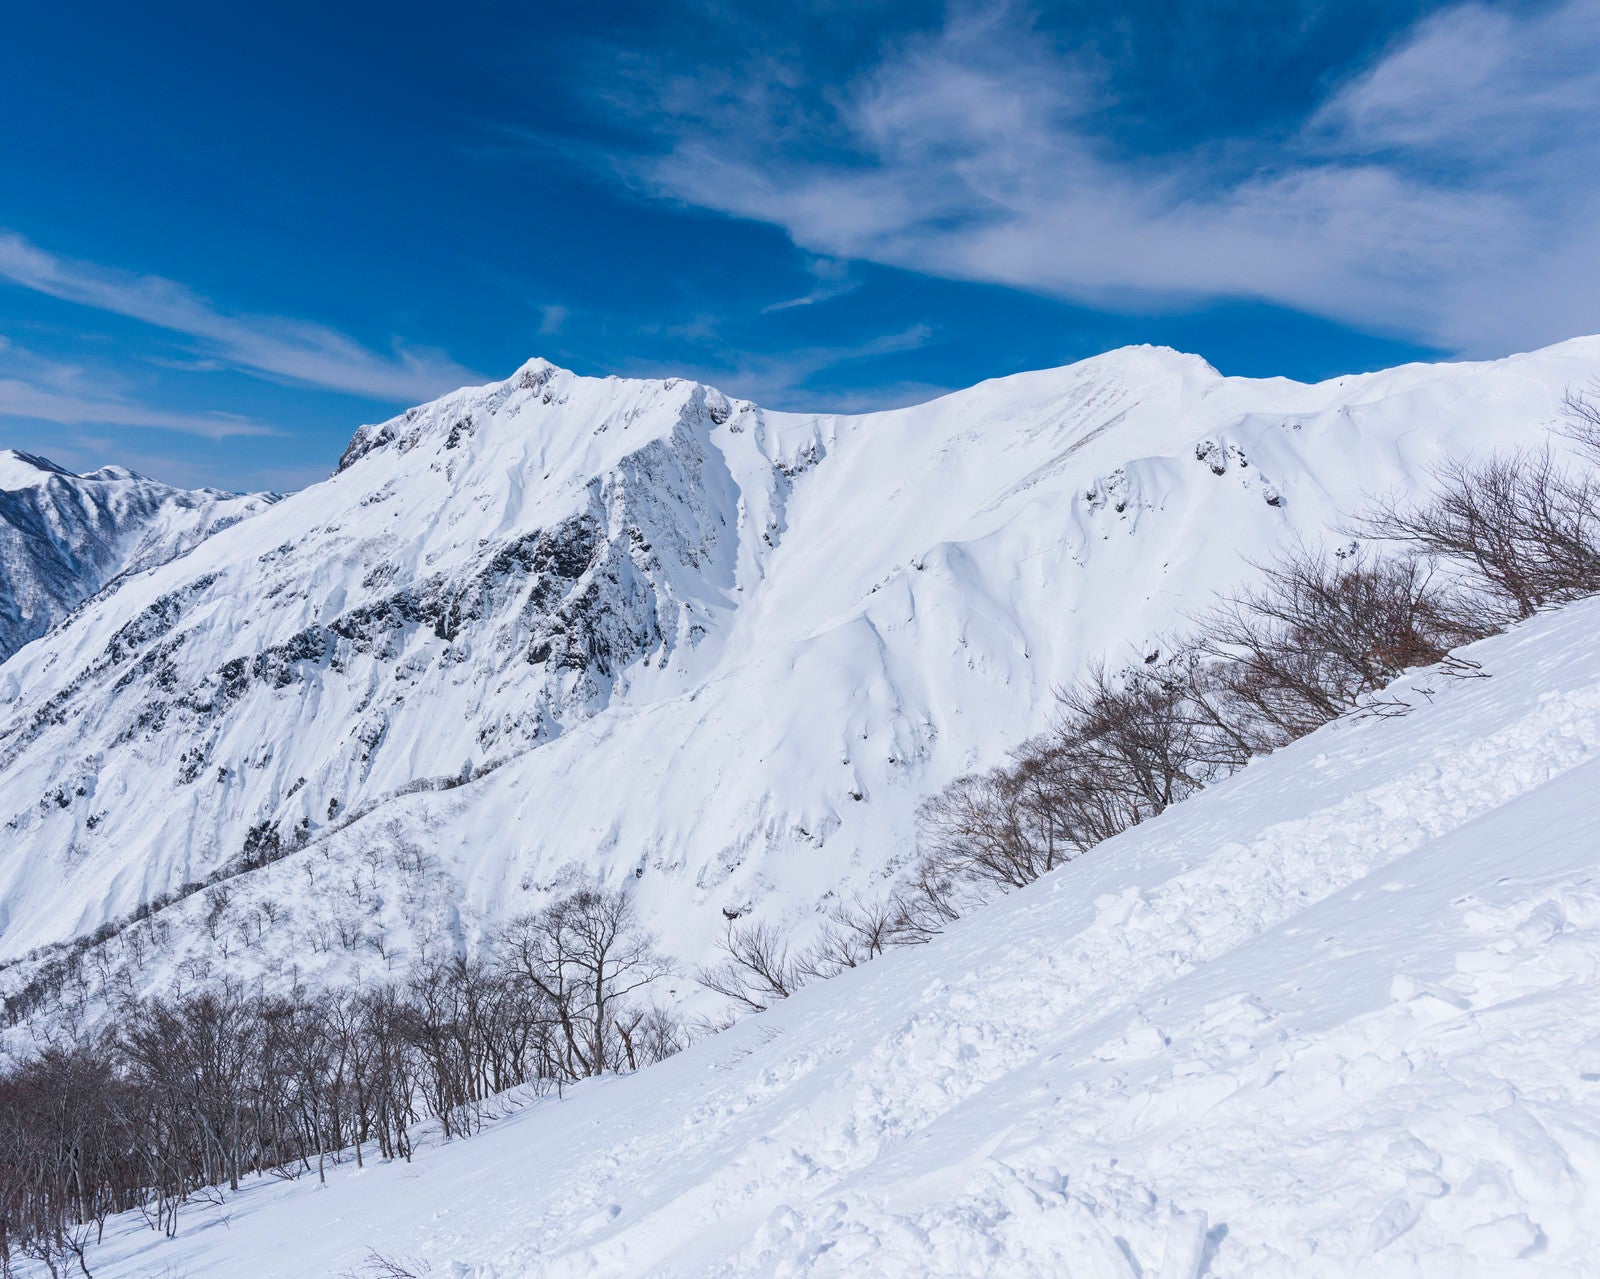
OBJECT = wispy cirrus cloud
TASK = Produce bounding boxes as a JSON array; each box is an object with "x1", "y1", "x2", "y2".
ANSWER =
[
  {"x1": 0, "y1": 379, "x2": 277, "y2": 439},
  {"x1": 0, "y1": 337, "x2": 276, "y2": 439},
  {"x1": 588, "y1": 0, "x2": 1600, "y2": 355},
  {"x1": 1309, "y1": 0, "x2": 1600, "y2": 162},
  {"x1": 761, "y1": 257, "x2": 859, "y2": 314},
  {"x1": 537, "y1": 303, "x2": 571, "y2": 336},
  {"x1": 0, "y1": 232, "x2": 479, "y2": 401}
]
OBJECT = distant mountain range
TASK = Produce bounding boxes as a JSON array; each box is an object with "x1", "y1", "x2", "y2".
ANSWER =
[{"x1": 0, "y1": 448, "x2": 274, "y2": 663}]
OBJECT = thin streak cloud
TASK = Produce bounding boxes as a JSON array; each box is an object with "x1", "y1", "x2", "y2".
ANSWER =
[
  {"x1": 0, "y1": 232, "x2": 480, "y2": 401},
  {"x1": 0, "y1": 378, "x2": 278, "y2": 440}
]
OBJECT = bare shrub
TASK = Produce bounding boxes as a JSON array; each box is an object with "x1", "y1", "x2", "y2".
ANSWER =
[
  {"x1": 697, "y1": 920, "x2": 804, "y2": 1014},
  {"x1": 1367, "y1": 450, "x2": 1600, "y2": 621},
  {"x1": 1195, "y1": 546, "x2": 1486, "y2": 742},
  {"x1": 1561, "y1": 380, "x2": 1600, "y2": 462},
  {"x1": 696, "y1": 892, "x2": 917, "y2": 1011},
  {"x1": 806, "y1": 895, "x2": 901, "y2": 972},
  {"x1": 617, "y1": 1003, "x2": 689, "y2": 1069},
  {"x1": 343, "y1": 1248, "x2": 431, "y2": 1278},
  {"x1": 910, "y1": 654, "x2": 1221, "y2": 909},
  {"x1": 1051, "y1": 660, "x2": 1213, "y2": 815},
  {"x1": 916, "y1": 766, "x2": 1067, "y2": 893}
]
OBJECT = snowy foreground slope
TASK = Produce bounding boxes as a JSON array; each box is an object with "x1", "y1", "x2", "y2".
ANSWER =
[
  {"x1": 0, "y1": 450, "x2": 270, "y2": 664},
  {"x1": 2, "y1": 340, "x2": 1599, "y2": 1000},
  {"x1": 67, "y1": 596, "x2": 1600, "y2": 1278}
]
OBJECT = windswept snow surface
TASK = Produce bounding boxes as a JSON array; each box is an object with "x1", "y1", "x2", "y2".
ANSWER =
[
  {"x1": 0, "y1": 449, "x2": 272, "y2": 663},
  {"x1": 64, "y1": 596, "x2": 1600, "y2": 1277},
  {"x1": 1, "y1": 340, "x2": 1598, "y2": 1005}
]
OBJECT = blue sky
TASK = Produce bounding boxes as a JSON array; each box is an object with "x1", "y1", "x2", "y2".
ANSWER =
[{"x1": 2, "y1": 0, "x2": 1598, "y2": 491}]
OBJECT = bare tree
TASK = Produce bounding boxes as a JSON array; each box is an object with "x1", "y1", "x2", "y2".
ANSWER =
[
  {"x1": 498, "y1": 889, "x2": 671, "y2": 1080},
  {"x1": 0, "y1": 900, "x2": 682, "y2": 1265},
  {"x1": 916, "y1": 767, "x2": 1065, "y2": 893}
]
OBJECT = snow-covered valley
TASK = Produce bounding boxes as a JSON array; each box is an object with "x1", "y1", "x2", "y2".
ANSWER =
[
  {"x1": 14, "y1": 0, "x2": 1600, "y2": 1267},
  {"x1": 56, "y1": 581, "x2": 1600, "y2": 1278}
]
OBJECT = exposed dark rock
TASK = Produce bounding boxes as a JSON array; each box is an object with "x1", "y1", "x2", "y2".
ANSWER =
[{"x1": 336, "y1": 423, "x2": 396, "y2": 474}]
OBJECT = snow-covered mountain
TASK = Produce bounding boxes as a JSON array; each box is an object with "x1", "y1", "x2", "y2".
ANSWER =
[
  {"x1": 0, "y1": 449, "x2": 274, "y2": 663},
  {"x1": 1, "y1": 340, "x2": 1596, "y2": 1003},
  {"x1": 63, "y1": 583, "x2": 1600, "y2": 1278}
]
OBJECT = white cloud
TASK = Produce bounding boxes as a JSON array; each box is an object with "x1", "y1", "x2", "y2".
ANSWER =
[
  {"x1": 1310, "y1": 0, "x2": 1600, "y2": 160},
  {"x1": 0, "y1": 378, "x2": 277, "y2": 440},
  {"x1": 0, "y1": 233, "x2": 479, "y2": 401},
  {"x1": 608, "y1": 0, "x2": 1600, "y2": 355},
  {"x1": 0, "y1": 339, "x2": 277, "y2": 439},
  {"x1": 761, "y1": 257, "x2": 858, "y2": 313}
]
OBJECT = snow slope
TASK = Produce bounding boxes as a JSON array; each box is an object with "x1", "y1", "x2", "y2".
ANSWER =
[
  {"x1": 0, "y1": 449, "x2": 273, "y2": 663},
  {"x1": 62, "y1": 589, "x2": 1600, "y2": 1277},
  {"x1": 0, "y1": 341, "x2": 1596, "y2": 1003}
]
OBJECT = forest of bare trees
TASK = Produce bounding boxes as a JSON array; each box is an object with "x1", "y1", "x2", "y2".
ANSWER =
[{"x1": 0, "y1": 889, "x2": 681, "y2": 1277}]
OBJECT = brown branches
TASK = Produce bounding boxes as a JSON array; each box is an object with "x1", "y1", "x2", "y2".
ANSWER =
[
  {"x1": 497, "y1": 889, "x2": 672, "y2": 1080},
  {"x1": 0, "y1": 889, "x2": 682, "y2": 1265},
  {"x1": 1365, "y1": 448, "x2": 1600, "y2": 623},
  {"x1": 1194, "y1": 547, "x2": 1491, "y2": 741}
]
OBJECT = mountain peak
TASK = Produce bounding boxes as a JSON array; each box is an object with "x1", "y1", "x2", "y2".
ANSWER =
[
  {"x1": 0, "y1": 449, "x2": 74, "y2": 490},
  {"x1": 4, "y1": 334, "x2": 1598, "y2": 973},
  {"x1": 78, "y1": 464, "x2": 150, "y2": 484},
  {"x1": 331, "y1": 356, "x2": 731, "y2": 478}
]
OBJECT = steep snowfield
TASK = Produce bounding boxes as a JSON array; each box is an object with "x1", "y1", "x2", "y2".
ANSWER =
[
  {"x1": 1, "y1": 341, "x2": 1597, "y2": 1000},
  {"x1": 0, "y1": 449, "x2": 273, "y2": 663},
  {"x1": 64, "y1": 594, "x2": 1600, "y2": 1278}
]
